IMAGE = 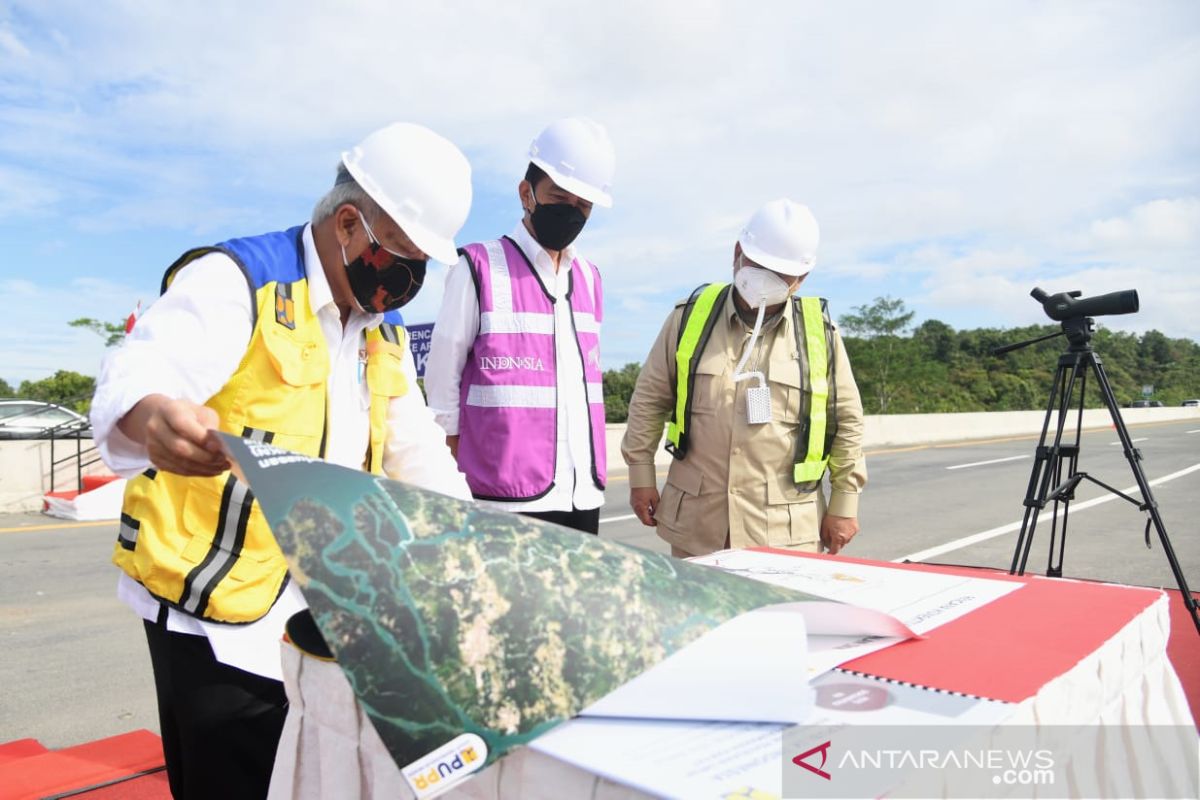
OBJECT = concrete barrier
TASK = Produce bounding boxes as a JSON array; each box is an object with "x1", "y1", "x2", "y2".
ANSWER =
[
  {"x1": 862, "y1": 406, "x2": 1200, "y2": 449},
  {"x1": 0, "y1": 439, "x2": 112, "y2": 513},
  {"x1": 3, "y1": 407, "x2": 1197, "y2": 513},
  {"x1": 603, "y1": 406, "x2": 1200, "y2": 474}
]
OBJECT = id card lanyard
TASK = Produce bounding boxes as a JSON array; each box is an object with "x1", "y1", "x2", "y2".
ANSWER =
[{"x1": 732, "y1": 303, "x2": 772, "y2": 425}]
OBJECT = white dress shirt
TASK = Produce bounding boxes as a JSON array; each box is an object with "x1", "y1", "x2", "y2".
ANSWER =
[
  {"x1": 91, "y1": 223, "x2": 470, "y2": 679},
  {"x1": 425, "y1": 222, "x2": 605, "y2": 514}
]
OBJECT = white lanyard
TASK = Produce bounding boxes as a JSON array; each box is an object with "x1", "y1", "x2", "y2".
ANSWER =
[{"x1": 732, "y1": 303, "x2": 772, "y2": 425}]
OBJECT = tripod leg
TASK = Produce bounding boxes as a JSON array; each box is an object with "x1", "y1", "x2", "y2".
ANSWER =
[
  {"x1": 1046, "y1": 451, "x2": 1066, "y2": 577},
  {"x1": 1048, "y1": 365, "x2": 1086, "y2": 578},
  {"x1": 1013, "y1": 358, "x2": 1077, "y2": 575},
  {"x1": 1092, "y1": 356, "x2": 1200, "y2": 635},
  {"x1": 1026, "y1": 357, "x2": 1082, "y2": 575}
]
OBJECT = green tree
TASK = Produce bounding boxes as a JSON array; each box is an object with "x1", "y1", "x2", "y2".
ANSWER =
[
  {"x1": 17, "y1": 371, "x2": 96, "y2": 413},
  {"x1": 70, "y1": 316, "x2": 128, "y2": 347},
  {"x1": 603, "y1": 362, "x2": 642, "y2": 423},
  {"x1": 0, "y1": 377, "x2": 12, "y2": 397},
  {"x1": 912, "y1": 319, "x2": 957, "y2": 362},
  {"x1": 839, "y1": 296, "x2": 915, "y2": 413},
  {"x1": 840, "y1": 296, "x2": 916, "y2": 339}
]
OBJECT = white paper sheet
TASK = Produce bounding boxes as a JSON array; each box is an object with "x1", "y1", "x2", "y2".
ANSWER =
[
  {"x1": 532, "y1": 671, "x2": 1015, "y2": 800},
  {"x1": 580, "y1": 585, "x2": 913, "y2": 724},
  {"x1": 690, "y1": 549, "x2": 1022, "y2": 635},
  {"x1": 202, "y1": 581, "x2": 309, "y2": 681},
  {"x1": 581, "y1": 603, "x2": 812, "y2": 724}
]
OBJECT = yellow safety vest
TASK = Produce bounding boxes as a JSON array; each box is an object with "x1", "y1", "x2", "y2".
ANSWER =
[
  {"x1": 665, "y1": 282, "x2": 837, "y2": 486},
  {"x1": 112, "y1": 275, "x2": 409, "y2": 624}
]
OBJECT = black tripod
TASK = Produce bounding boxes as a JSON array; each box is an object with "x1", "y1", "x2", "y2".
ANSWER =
[{"x1": 994, "y1": 301, "x2": 1200, "y2": 635}]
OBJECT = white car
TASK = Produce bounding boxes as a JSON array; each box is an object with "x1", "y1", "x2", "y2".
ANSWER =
[
  {"x1": 0, "y1": 399, "x2": 90, "y2": 439},
  {"x1": 1183, "y1": 399, "x2": 1200, "y2": 408}
]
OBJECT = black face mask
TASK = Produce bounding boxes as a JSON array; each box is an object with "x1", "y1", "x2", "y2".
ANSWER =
[
  {"x1": 342, "y1": 214, "x2": 427, "y2": 313},
  {"x1": 528, "y1": 196, "x2": 587, "y2": 251}
]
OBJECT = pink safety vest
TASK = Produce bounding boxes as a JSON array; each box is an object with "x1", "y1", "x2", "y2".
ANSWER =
[{"x1": 457, "y1": 236, "x2": 607, "y2": 500}]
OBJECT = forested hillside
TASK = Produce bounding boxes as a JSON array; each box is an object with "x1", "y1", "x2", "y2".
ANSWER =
[
  {"x1": 603, "y1": 297, "x2": 1200, "y2": 421},
  {"x1": 841, "y1": 321, "x2": 1200, "y2": 415}
]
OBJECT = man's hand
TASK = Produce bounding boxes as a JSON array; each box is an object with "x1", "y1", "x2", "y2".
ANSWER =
[
  {"x1": 630, "y1": 486, "x2": 660, "y2": 527},
  {"x1": 446, "y1": 435, "x2": 459, "y2": 460},
  {"x1": 119, "y1": 394, "x2": 230, "y2": 477},
  {"x1": 820, "y1": 514, "x2": 860, "y2": 555}
]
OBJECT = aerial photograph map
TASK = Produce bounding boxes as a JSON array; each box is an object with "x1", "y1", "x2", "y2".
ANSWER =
[{"x1": 216, "y1": 434, "x2": 819, "y2": 770}]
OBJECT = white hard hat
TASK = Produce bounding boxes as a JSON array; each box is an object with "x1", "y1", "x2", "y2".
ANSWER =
[
  {"x1": 528, "y1": 117, "x2": 615, "y2": 208},
  {"x1": 738, "y1": 199, "x2": 820, "y2": 277},
  {"x1": 341, "y1": 122, "x2": 472, "y2": 264}
]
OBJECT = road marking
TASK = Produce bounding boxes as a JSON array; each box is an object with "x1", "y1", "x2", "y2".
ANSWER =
[
  {"x1": 0, "y1": 519, "x2": 115, "y2": 534},
  {"x1": 946, "y1": 455, "x2": 1028, "y2": 471},
  {"x1": 600, "y1": 513, "x2": 638, "y2": 524},
  {"x1": 1110, "y1": 437, "x2": 1148, "y2": 445},
  {"x1": 896, "y1": 461, "x2": 1200, "y2": 564},
  {"x1": 1188, "y1": 430, "x2": 1200, "y2": 434}
]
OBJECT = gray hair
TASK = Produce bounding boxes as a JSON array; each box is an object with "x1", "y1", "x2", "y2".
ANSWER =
[{"x1": 311, "y1": 163, "x2": 386, "y2": 226}]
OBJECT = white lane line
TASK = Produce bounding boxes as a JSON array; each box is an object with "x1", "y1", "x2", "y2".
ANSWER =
[
  {"x1": 896, "y1": 462, "x2": 1200, "y2": 564},
  {"x1": 1188, "y1": 429, "x2": 1200, "y2": 434},
  {"x1": 1109, "y1": 437, "x2": 1148, "y2": 445},
  {"x1": 600, "y1": 513, "x2": 638, "y2": 524},
  {"x1": 946, "y1": 455, "x2": 1028, "y2": 471}
]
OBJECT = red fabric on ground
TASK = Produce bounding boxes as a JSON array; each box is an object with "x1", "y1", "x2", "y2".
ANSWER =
[
  {"x1": 0, "y1": 739, "x2": 48, "y2": 767},
  {"x1": 0, "y1": 730, "x2": 163, "y2": 800},
  {"x1": 69, "y1": 769, "x2": 171, "y2": 799}
]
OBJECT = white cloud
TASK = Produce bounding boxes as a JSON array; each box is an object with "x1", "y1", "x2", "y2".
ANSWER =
[
  {"x1": 1089, "y1": 197, "x2": 1200, "y2": 250},
  {"x1": 1, "y1": 278, "x2": 37, "y2": 295},
  {"x1": 0, "y1": 276, "x2": 143, "y2": 384},
  {"x1": 1, "y1": 0, "x2": 1199, "y2": 378},
  {"x1": 0, "y1": 164, "x2": 62, "y2": 215},
  {"x1": 0, "y1": 25, "x2": 30, "y2": 58}
]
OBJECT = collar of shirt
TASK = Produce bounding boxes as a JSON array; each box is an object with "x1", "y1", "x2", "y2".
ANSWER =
[
  {"x1": 508, "y1": 221, "x2": 577, "y2": 295},
  {"x1": 302, "y1": 223, "x2": 383, "y2": 327}
]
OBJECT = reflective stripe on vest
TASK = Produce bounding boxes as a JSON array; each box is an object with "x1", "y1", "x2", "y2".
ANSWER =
[
  {"x1": 667, "y1": 284, "x2": 836, "y2": 485},
  {"x1": 666, "y1": 283, "x2": 728, "y2": 452},
  {"x1": 794, "y1": 296, "x2": 831, "y2": 483},
  {"x1": 178, "y1": 425, "x2": 273, "y2": 616}
]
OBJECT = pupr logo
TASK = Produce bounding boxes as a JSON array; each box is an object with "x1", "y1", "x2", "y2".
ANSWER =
[
  {"x1": 402, "y1": 733, "x2": 487, "y2": 797},
  {"x1": 479, "y1": 355, "x2": 545, "y2": 371},
  {"x1": 792, "y1": 740, "x2": 833, "y2": 780}
]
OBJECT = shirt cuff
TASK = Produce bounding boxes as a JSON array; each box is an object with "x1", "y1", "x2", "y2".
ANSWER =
[
  {"x1": 628, "y1": 463, "x2": 658, "y2": 489},
  {"x1": 432, "y1": 408, "x2": 459, "y2": 436},
  {"x1": 827, "y1": 489, "x2": 860, "y2": 518},
  {"x1": 98, "y1": 423, "x2": 153, "y2": 478}
]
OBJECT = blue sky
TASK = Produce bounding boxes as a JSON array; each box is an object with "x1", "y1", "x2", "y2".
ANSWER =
[{"x1": 1, "y1": 0, "x2": 1198, "y2": 384}]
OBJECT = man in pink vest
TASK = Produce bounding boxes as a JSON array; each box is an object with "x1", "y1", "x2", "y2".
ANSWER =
[{"x1": 426, "y1": 117, "x2": 615, "y2": 533}]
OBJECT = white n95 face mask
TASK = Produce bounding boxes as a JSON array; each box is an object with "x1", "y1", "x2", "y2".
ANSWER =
[{"x1": 734, "y1": 265, "x2": 793, "y2": 309}]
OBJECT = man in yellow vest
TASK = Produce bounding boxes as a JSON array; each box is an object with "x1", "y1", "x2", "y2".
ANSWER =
[
  {"x1": 89, "y1": 123, "x2": 473, "y2": 800},
  {"x1": 621, "y1": 199, "x2": 867, "y2": 558}
]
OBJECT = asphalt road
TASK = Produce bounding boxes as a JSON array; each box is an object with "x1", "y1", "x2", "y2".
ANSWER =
[{"x1": 2, "y1": 419, "x2": 1197, "y2": 748}]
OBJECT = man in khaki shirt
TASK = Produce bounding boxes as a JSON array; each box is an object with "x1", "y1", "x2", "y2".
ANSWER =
[{"x1": 622, "y1": 199, "x2": 867, "y2": 557}]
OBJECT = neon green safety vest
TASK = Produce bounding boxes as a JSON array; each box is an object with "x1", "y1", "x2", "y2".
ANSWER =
[{"x1": 664, "y1": 282, "x2": 838, "y2": 486}]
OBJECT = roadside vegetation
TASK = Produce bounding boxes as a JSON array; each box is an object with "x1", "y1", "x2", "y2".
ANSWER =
[
  {"x1": 604, "y1": 297, "x2": 1200, "y2": 421},
  {"x1": 5, "y1": 301, "x2": 1197, "y2": 420}
]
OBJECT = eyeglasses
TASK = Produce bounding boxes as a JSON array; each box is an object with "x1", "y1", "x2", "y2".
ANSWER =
[{"x1": 358, "y1": 211, "x2": 427, "y2": 264}]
